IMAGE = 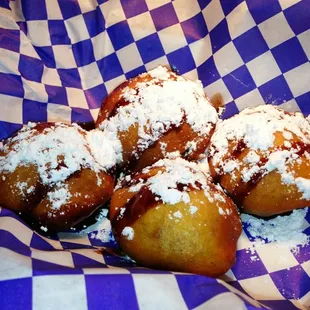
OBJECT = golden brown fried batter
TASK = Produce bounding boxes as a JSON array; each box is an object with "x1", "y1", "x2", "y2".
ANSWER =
[
  {"x1": 209, "y1": 105, "x2": 310, "y2": 216},
  {"x1": 96, "y1": 65, "x2": 218, "y2": 172},
  {"x1": 0, "y1": 122, "x2": 115, "y2": 232},
  {"x1": 110, "y1": 158, "x2": 241, "y2": 277}
]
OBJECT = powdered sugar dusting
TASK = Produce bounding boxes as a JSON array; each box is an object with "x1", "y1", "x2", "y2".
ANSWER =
[
  {"x1": 0, "y1": 123, "x2": 112, "y2": 184},
  {"x1": 242, "y1": 208, "x2": 309, "y2": 253},
  {"x1": 0, "y1": 123, "x2": 116, "y2": 210},
  {"x1": 16, "y1": 181, "x2": 28, "y2": 196},
  {"x1": 147, "y1": 158, "x2": 209, "y2": 204},
  {"x1": 47, "y1": 184, "x2": 71, "y2": 210},
  {"x1": 173, "y1": 210, "x2": 183, "y2": 218},
  {"x1": 122, "y1": 158, "x2": 229, "y2": 214},
  {"x1": 98, "y1": 66, "x2": 218, "y2": 157},
  {"x1": 209, "y1": 105, "x2": 310, "y2": 199}
]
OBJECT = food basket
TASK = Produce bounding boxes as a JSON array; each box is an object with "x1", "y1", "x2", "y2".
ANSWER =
[{"x1": 0, "y1": 0, "x2": 309, "y2": 309}]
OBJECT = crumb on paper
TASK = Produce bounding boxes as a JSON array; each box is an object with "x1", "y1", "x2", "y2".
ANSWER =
[{"x1": 90, "y1": 228, "x2": 113, "y2": 243}]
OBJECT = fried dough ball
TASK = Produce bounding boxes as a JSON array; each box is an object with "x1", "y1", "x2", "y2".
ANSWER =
[
  {"x1": 96, "y1": 66, "x2": 218, "y2": 172},
  {"x1": 0, "y1": 122, "x2": 116, "y2": 232},
  {"x1": 110, "y1": 158, "x2": 241, "y2": 277},
  {"x1": 208, "y1": 105, "x2": 310, "y2": 217}
]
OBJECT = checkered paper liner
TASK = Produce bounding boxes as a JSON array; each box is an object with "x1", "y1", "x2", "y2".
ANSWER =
[{"x1": 0, "y1": 0, "x2": 309, "y2": 309}]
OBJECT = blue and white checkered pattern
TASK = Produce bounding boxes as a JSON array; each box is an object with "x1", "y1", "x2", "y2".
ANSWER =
[
  {"x1": 0, "y1": 207, "x2": 309, "y2": 310},
  {"x1": 0, "y1": 0, "x2": 310, "y2": 309}
]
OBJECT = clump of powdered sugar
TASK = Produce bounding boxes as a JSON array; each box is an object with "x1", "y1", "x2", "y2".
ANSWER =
[
  {"x1": 149, "y1": 65, "x2": 171, "y2": 80},
  {"x1": 189, "y1": 205, "x2": 198, "y2": 215},
  {"x1": 242, "y1": 208, "x2": 309, "y2": 253},
  {"x1": 122, "y1": 226, "x2": 135, "y2": 240},
  {"x1": 86, "y1": 129, "x2": 122, "y2": 169},
  {"x1": 98, "y1": 65, "x2": 218, "y2": 157},
  {"x1": 40, "y1": 226, "x2": 48, "y2": 232},
  {"x1": 209, "y1": 105, "x2": 310, "y2": 199}
]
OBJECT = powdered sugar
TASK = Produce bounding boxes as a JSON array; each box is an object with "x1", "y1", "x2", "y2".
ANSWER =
[
  {"x1": 149, "y1": 65, "x2": 171, "y2": 80},
  {"x1": 16, "y1": 181, "x2": 27, "y2": 194},
  {"x1": 244, "y1": 151, "x2": 260, "y2": 164},
  {"x1": 122, "y1": 226, "x2": 135, "y2": 240},
  {"x1": 211, "y1": 104, "x2": 310, "y2": 158},
  {"x1": 121, "y1": 158, "x2": 229, "y2": 216},
  {"x1": 47, "y1": 184, "x2": 71, "y2": 210},
  {"x1": 209, "y1": 105, "x2": 310, "y2": 199},
  {"x1": 242, "y1": 208, "x2": 309, "y2": 253},
  {"x1": 146, "y1": 158, "x2": 209, "y2": 204},
  {"x1": 173, "y1": 210, "x2": 183, "y2": 219},
  {"x1": 0, "y1": 123, "x2": 111, "y2": 185},
  {"x1": 15, "y1": 181, "x2": 35, "y2": 196},
  {"x1": 295, "y1": 178, "x2": 310, "y2": 200},
  {"x1": 117, "y1": 207, "x2": 126, "y2": 220},
  {"x1": 86, "y1": 129, "x2": 122, "y2": 169},
  {"x1": 189, "y1": 205, "x2": 198, "y2": 215},
  {"x1": 26, "y1": 186, "x2": 35, "y2": 194},
  {"x1": 218, "y1": 207, "x2": 226, "y2": 215},
  {"x1": 98, "y1": 66, "x2": 218, "y2": 157},
  {"x1": 222, "y1": 160, "x2": 240, "y2": 174},
  {"x1": 40, "y1": 226, "x2": 48, "y2": 232},
  {"x1": 0, "y1": 123, "x2": 117, "y2": 211},
  {"x1": 185, "y1": 140, "x2": 198, "y2": 154},
  {"x1": 159, "y1": 142, "x2": 167, "y2": 155},
  {"x1": 90, "y1": 228, "x2": 112, "y2": 243}
]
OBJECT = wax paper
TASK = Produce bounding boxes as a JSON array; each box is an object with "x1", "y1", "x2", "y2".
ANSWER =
[{"x1": 0, "y1": 0, "x2": 310, "y2": 309}]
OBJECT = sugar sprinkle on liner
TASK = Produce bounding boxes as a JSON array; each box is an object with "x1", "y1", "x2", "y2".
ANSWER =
[{"x1": 242, "y1": 208, "x2": 309, "y2": 254}]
